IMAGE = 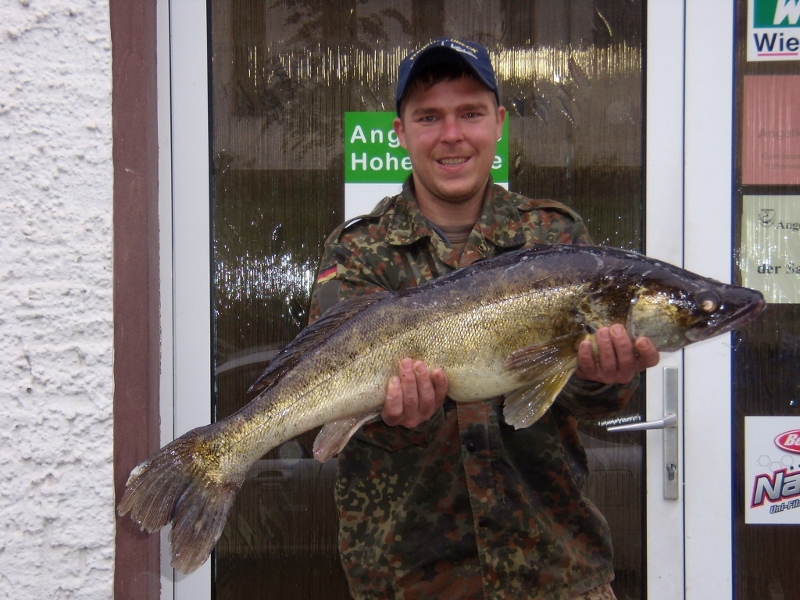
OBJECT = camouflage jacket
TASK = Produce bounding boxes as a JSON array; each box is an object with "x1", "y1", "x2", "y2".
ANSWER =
[{"x1": 309, "y1": 179, "x2": 636, "y2": 599}]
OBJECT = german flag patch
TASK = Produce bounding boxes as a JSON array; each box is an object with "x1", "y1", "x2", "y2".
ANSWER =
[{"x1": 316, "y1": 265, "x2": 337, "y2": 284}]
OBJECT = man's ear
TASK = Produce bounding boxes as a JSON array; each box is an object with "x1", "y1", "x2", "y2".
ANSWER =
[
  {"x1": 495, "y1": 105, "x2": 506, "y2": 141},
  {"x1": 393, "y1": 117, "x2": 407, "y2": 150}
]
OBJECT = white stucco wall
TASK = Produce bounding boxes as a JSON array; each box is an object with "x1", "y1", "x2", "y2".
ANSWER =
[{"x1": 0, "y1": 0, "x2": 114, "y2": 597}]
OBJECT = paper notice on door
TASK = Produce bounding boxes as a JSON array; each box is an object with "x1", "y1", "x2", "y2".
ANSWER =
[
  {"x1": 745, "y1": 416, "x2": 800, "y2": 525},
  {"x1": 742, "y1": 75, "x2": 800, "y2": 185},
  {"x1": 740, "y1": 195, "x2": 800, "y2": 303}
]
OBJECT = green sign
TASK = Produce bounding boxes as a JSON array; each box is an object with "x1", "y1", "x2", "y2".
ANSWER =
[
  {"x1": 749, "y1": 0, "x2": 800, "y2": 60},
  {"x1": 753, "y1": 0, "x2": 800, "y2": 28},
  {"x1": 344, "y1": 112, "x2": 509, "y2": 184}
]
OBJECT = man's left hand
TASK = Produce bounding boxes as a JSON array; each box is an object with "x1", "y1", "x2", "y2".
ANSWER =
[{"x1": 574, "y1": 324, "x2": 659, "y2": 385}]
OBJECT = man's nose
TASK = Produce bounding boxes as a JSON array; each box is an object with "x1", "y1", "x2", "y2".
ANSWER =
[{"x1": 439, "y1": 116, "x2": 463, "y2": 143}]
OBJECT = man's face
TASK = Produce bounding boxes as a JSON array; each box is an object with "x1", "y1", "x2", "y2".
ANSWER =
[{"x1": 394, "y1": 76, "x2": 506, "y2": 213}]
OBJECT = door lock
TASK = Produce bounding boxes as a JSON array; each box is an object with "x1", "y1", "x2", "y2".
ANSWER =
[{"x1": 666, "y1": 462, "x2": 677, "y2": 481}]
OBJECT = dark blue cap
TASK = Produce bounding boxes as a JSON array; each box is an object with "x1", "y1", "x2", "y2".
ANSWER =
[{"x1": 395, "y1": 38, "x2": 499, "y2": 116}]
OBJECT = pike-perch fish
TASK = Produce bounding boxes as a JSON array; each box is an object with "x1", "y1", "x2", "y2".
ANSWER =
[{"x1": 118, "y1": 244, "x2": 765, "y2": 573}]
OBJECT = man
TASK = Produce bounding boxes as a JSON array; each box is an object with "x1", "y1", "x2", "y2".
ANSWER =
[{"x1": 310, "y1": 38, "x2": 659, "y2": 600}]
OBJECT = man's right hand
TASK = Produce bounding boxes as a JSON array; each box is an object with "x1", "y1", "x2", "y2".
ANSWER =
[{"x1": 382, "y1": 358, "x2": 448, "y2": 428}]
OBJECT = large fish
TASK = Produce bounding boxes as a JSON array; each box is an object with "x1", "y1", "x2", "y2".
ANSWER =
[{"x1": 118, "y1": 244, "x2": 765, "y2": 573}]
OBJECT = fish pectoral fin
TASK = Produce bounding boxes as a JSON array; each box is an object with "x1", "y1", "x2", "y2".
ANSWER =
[
  {"x1": 313, "y1": 408, "x2": 382, "y2": 462},
  {"x1": 502, "y1": 366, "x2": 577, "y2": 429},
  {"x1": 504, "y1": 333, "x2": 581, "y2": 380},
  {"x1": 502, "y1": 335, "x2": 581, "y2": 428}
]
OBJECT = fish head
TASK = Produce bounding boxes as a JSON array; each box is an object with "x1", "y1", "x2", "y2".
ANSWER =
[{"x1": 625, "y1": 265, "x2": 766, "y2": 352}]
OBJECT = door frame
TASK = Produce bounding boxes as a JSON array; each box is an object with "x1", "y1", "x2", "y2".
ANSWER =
[
  {"x1": 160, "y1": 1, "x2": 737, "y2": 598},
  {"x1": 644, "y1": 1, "x2": 737, "y2": 598},
  {"x1": 160, "y1": 0, "x2": 213, "y2": 596},
  {"x1": 682, "y1": 1, "x2": 735, "y2": 597},
  {"x1": 644, "y1": 1, "x2": 685, "y2": 597}
]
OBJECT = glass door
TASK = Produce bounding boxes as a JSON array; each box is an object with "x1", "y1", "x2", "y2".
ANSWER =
[
  {"x1": 164, "y1": 1, "x2": 691, "y2": 598},
  {"x1": 210, "y1": 2, "x2": 648, "y2": 599}
]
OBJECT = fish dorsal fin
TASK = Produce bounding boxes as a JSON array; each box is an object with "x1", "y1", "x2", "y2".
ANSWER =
[
  {"x1": 248, "y1": 292, "x2": 390, "y2": 396},
  {"x1": 502, "y1": 333, "x2": 582, "y2": 428},
  {"x1": 313, "y1": 408, "x2": 382, "y2": 461}
]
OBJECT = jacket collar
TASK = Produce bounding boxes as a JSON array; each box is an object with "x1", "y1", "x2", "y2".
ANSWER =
[{"x1": 385, "y1": 177, "x2": 526, "y2": 249}]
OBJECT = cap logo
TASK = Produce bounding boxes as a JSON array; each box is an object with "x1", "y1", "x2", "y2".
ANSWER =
[
  {"x1": 441, "y1": 39, "x2": 479, "y2": 60},
  {"x1": 406, "y1": 39, "x2": 478, "y2": 63}
]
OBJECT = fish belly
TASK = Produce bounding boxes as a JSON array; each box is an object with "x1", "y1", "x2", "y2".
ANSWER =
[{"x1": 446, "y1": 367, "x2": 523, "y2": 402}]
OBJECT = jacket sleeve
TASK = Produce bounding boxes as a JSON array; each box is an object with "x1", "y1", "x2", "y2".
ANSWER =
[{"x1": 557, "y1": 375, "x2": 640, "y2": 422}]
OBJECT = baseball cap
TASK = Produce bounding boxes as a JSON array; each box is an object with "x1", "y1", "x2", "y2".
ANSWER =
[{"x1": 395, "y1": 38, "x2": 500, "y2": 115}]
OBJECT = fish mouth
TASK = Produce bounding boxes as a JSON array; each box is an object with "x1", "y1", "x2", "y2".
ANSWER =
[{"x1": 686, "y1": 297, "x2": 766, "y2": 343}]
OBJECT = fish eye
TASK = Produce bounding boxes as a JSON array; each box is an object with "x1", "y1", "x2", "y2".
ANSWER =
[{"x1": 696, "y1": 291, "x2": 720, "y2": 313}]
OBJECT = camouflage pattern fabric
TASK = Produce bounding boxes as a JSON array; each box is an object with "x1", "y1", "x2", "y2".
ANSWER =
[
  {"x1": 309, "y1": 179, "x2": 634, "y2": 599},
  {"x1": 575, "y1": 583, "x2": 617, "y2": 599}
]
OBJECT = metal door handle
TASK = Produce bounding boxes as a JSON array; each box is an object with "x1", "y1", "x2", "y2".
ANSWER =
[
  {"x1": 605, "y1": 366, "x2": 680, "y2": 500},
  {"x1": 606, "y1": 413, "x2": 677, "y2": 432}
]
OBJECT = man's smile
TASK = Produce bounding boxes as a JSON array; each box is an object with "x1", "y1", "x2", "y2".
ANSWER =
[{"x1": 438, "y1": 157, "x2": 469, "y2": 166}]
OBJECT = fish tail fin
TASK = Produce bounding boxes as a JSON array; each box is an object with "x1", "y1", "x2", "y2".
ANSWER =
[{"x1": 117, "y1": 429, "x2": 243, "y2": 574}]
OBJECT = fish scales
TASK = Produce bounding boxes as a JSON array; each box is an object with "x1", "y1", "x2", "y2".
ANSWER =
[
  {"x1": 118, "y1": 244, "x2": 766, "y2": 574},
  {"x1": 258, "y1": 262, "x2": 583, "y2": 413},
  {"x1": 244, "y1": 257, "x2": 579, "y2": 439}
]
